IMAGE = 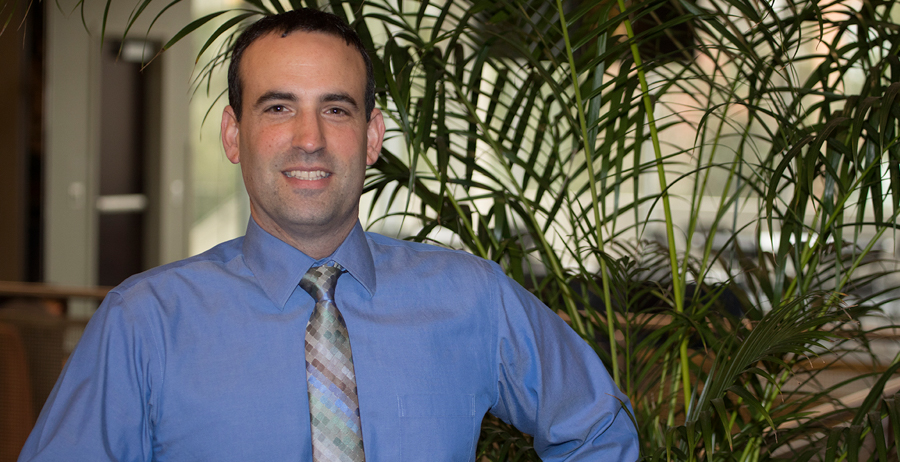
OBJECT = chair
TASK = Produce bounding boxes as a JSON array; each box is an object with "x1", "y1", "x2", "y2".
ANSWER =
[{"x1": 0, "y1": 321, "x2": 35, "y2": 462}]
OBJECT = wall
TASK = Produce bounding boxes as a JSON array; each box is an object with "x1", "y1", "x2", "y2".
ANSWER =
[
  {"x1": 43, "y1": 0, "x2": 193, "y2": 290},
  {"x1": 0, "y1": 0, "x2": 38, "y2": 282}
]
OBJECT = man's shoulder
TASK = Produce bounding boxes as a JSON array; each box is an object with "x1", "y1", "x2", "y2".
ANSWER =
[
  {"x1": 112, "y1": 236, "x2": 246, "y2": 296},
  {"x1": 364, "y1": 232, "x2": 501, "y2": 275}
]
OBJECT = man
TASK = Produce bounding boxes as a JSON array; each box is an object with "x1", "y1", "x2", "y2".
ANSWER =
[{"x1": 19, "y1": 9, "x2": 639, "y2": 461}]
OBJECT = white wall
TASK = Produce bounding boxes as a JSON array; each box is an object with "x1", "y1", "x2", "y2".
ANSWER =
[{"x1": 44, "y1": 0, "x2": 193, "y2": 289}]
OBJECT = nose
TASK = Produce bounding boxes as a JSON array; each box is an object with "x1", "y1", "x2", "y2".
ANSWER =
[{"x1": 292, "y1": 110, "x2": 325, "y2": 154}]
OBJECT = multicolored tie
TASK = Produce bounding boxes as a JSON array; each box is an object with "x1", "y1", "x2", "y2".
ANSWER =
[{"x1": 300, "y1": 264, "x2": 365, "y2": 462}]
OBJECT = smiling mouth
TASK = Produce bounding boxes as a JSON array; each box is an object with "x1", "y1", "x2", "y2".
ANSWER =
[{"x1": 284, "y1": 170, "x2": 330, "y2": 180}]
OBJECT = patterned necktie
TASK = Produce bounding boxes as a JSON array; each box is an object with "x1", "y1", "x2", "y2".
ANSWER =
[{"x1": 300, "y1": 264, "x2": 365, "y2": 462}]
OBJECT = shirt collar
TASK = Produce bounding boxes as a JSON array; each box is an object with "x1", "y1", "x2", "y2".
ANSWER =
[
  {"x1": 242, "y1": 219, "x2": 376, "y2": 310},
  {"x1": 329, "y1": 221, "x2": 377, "y2": 298}
]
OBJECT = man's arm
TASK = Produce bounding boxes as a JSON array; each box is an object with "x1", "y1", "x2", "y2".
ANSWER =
[
  {"x1": 19, "y1": 292, "x2": 155, "y2": 461},
  {"x1": 488, "y1": 264, "x2": 640, "y2": 461}
]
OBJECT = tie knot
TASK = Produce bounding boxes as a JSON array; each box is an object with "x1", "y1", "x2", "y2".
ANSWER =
[{"x1": 299, "y1": 264, "x2": 343, "y2": 302}]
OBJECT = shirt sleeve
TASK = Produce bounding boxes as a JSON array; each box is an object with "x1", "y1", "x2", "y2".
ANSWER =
[
  {"x1": 487, "y1": 263, "x2": 640, "y2": 461},
  {"x1": 18, "y1": 292, "x2": 156, "y2": 462}
]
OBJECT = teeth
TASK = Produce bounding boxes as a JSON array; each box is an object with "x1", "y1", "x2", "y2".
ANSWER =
[{"x1": 284, "y1": 170, "x2": 329, "y2": 180}]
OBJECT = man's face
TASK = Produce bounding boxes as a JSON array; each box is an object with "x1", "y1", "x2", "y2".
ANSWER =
[{"x1": 221, "y1": 31, "x2": 383, "y2": 255}]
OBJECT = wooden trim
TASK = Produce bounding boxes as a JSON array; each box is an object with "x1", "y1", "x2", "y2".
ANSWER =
[{"x1": 0, "y1": 281, "x2": 111, "y2": 300}]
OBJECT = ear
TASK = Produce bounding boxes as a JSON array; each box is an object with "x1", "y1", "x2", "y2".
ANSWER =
[
  {"x1": 366, "y1": 108, "x2": 385, "y2": 166},
  {"x1": 222, "y1": 106, "x2": 241, "y2": 164}
]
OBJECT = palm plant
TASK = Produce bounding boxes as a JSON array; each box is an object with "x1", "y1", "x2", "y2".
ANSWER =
[{"x1": 55, "y1": 0, "x2": 900, "y2": 459}]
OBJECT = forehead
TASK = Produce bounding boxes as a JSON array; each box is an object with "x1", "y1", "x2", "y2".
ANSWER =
[{"x1": 238, "y1": 31, "x2": 367, "y2": 98}]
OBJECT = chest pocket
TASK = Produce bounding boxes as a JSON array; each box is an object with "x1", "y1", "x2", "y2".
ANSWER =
[{"x1": 399, "y1": 394, "x2": 477, "y2": 461}]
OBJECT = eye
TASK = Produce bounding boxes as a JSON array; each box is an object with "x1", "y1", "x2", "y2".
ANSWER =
[
  {"x1": 266, "y1": 105, "x2": 287, "y2": 113},
  {"x1": 326, "y1": 107, "x2": 349, "y2": 116}
]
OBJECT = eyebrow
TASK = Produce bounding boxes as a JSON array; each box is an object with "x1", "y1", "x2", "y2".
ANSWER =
[
  {"x1": 253, "y1": 91, "x2": 297, "y2": 110},
  {"x1": 322, "y1": 92, "x2": 359, "y2": 110},
  {"x1": 252, "y1": 91, "x2": 360, "y2": 112}
]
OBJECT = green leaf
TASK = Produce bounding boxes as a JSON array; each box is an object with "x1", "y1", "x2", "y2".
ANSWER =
[
  {"x1": 851, "y1": 359, "x2": 900, "y2": 426},
  {"x1": 868, "y1": 408, "x2": 888, "y2": 462},
  {"x1": 160, "y1": 10, "x2": 231, "y2": 54},
  {"x1": 888, "y1": 397, "x2": 900, "y2": 461},
  {"x1": 195, "y1": 13, "x2": 257, "y2": 63},
  {"x1": 824, "y1": 426, "x2": 843, "y2": 462}
]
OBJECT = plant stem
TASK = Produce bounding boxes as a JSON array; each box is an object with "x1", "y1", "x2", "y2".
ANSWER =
[
  {"x1": 554, "y1": 0, "x2": 619, "y2": 386},
  {"x1": 614, "y1": 0, "x2": 690, "y2": 409}
]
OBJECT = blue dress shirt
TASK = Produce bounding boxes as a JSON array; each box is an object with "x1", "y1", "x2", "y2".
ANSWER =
[{"x1": 19, "y1": 220, "x2": 639, "y2": 461}]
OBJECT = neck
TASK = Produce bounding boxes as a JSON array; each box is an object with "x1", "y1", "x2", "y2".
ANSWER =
[{"x1": 253, "y1": 217, "x2": 356, "y2": 260}]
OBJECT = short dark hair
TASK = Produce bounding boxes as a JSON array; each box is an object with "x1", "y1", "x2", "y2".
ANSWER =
[{"x1": 227, "y1": 8, "x2": 375, "y2": 121}]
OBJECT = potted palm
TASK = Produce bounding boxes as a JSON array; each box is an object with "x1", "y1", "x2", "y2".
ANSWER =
[{"x1": 39, "y1": 0, "x2": 900, "y2": 459}]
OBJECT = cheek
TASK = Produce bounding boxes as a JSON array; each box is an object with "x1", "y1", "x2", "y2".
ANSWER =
[
  {"x1": 246, "y1": 123, "x2": 290, "y2": 151},
  {"x1": 329, "y1": 127, "x2": 369, "y2": 161},
  {"x1": 258, "y1": 128, "x2": 286, "y2": 153}
]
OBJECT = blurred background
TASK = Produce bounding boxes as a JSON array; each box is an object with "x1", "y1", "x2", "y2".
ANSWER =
[
  {"x1": 0, "y1": 0, "x2": 237, "y2": 457},
  {"x1": 2, "y1": 0, "x2": 900, "y2": 459}
]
